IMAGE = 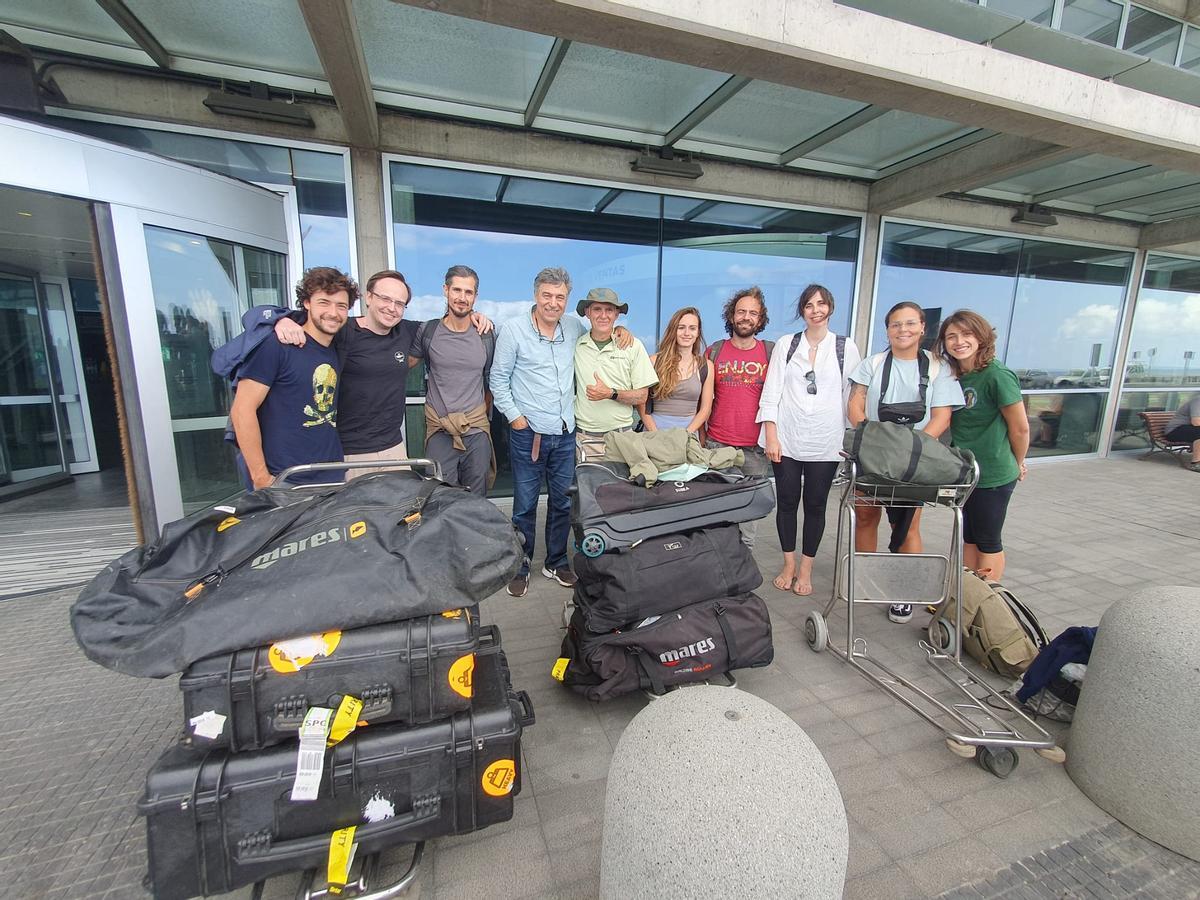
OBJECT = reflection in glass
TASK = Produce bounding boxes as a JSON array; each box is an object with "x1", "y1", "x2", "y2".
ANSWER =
[
  {"x1": 1025, "y1": 392, "x2": 1106, "y2": 456},
  {"x1": 41, "y1": 282, "x2": 90, "y2": 465},
  {"x1": 1180, "y1": 26, "x2": 1200, "y2": 71},
  {"x1": 293, "y1": 149, "x2": 351, "y2": 272},
  {"x1": 1007, "y1": 242, "x2": 1131, "y2": 388},
  {"x1": 1124, "y1": 255, "x2": 1200, "y2": 387},
  {"x1": 986, "y1": 0, "x2": 1053, "y2": 25},
  {"x1": 1060, "y1": 0, "x2": 1123, "y2": 46},
  {"x1": 1110, "y1": 390, "x2": 1198, "y2": 451},
  {"x1": 0, "y1": 275, "x2": 51, "y2": 395},
  {"x1": 1122, "y1": 8, "x2": 1183, "y2": 63},
  {"x1": 1, "y1": 404, "x2": 63, "y2": 474}
]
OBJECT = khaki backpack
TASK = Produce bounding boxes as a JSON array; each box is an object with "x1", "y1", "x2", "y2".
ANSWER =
[{"x1": 939, "y1": 570, "x2": 1048, "y2": 678}]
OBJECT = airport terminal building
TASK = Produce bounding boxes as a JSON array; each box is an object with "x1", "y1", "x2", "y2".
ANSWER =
[{"x1": 2, "y1": 0, "x2": 1199, "y2": 536}]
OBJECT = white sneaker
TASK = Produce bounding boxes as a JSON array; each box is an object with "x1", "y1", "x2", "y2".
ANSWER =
[{"x1": 888, "y1": 603, "x2": 913, "y2": 623}]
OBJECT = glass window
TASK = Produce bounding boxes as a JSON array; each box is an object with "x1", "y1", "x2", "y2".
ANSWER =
[
  {"x1": 1060, "y1": 0, "x2": 1123, "y2": 46},
  {"x1": 292, "y1": 149, "x2": 351, "y2": 274},
  {"x1": 1007, "y1": 242, "x2": 1132, "y2": 388},
  {"x1": 1025, "y1": 392, "x2": 1107, "y2": 456},
  {"x1": 686, "y1": 82, "x2": 867, "y2": 155},
  {"x1": 873, "y1": 224, "x2": 1021, "y2": 356},
  {"x1": 1122, "y1": 7, "x2": 1183, "y2": 63},
  {"x1": 1110, "y1": 389, "x2": 1196, "y2": 450},
  {"x1": 1124, "y1": 255, "x2": 1200, "y2": 387},
  {"x1": 1180, "y1": 26, "x2": 1200, "y2": 71},
  {"x1": 41, "y1": 281, "x2": 90, "y2": 466},
  {"x1": 804, "y1": 110, "x2": 974, "y2": 172},
  {"x1": 985, "y1": 0, "x2": 1054, "y2": 25}
]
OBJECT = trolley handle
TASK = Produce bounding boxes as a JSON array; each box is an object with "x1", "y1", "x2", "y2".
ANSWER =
[{"x1": 272, "y1": 458, "x2": 444, "y2": 489}]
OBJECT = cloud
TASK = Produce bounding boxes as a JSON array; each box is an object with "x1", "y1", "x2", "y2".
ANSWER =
[
  {"x1": 1058, "y1": 304, "x2": 1119, "y2": 339},
  {"x1": 1130, "y1": 294, "x2": 1200, "y2": 337}
]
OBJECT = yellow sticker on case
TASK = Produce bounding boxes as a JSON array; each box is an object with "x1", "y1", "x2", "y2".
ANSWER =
[
  {"x1": 481, "y1": 759, "x2": 517, "y2": 797},
  {"x1": 449, "y1": 653, "x2": 475, "y2": 698},
  {"x1": 267, "y1": 631, "x2": 342, "y2": 673}
]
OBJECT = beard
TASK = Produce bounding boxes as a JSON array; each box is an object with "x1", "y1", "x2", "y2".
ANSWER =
[{"x1": 732, "y1": 320, "x2": 757, "y2": 337}]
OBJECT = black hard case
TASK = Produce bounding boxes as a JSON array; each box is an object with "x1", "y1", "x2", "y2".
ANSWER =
[
  {"x1": 179, "y1": 608, "x2": 492, "y2": 752},
  {"x1": 140, "y1": 651, "x2": 533, "y2": 900}
]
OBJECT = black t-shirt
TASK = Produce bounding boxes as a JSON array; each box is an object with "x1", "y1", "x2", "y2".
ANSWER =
[{"x1": 334, "y1": 318, "x2": 418, "y2": 454}]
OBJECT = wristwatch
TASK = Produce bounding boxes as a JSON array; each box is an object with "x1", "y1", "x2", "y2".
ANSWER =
[{"x1": 609, "y1": 390, "x2": 618, "y2": 401}]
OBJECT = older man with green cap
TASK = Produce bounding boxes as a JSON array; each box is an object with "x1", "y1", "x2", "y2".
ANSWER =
[{"x1": 574, "y1": 287, "x2": 658, "y2": 462}]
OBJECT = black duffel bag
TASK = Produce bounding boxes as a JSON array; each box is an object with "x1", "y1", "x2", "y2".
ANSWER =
[
  {"x1": 553, "y1": 592, "x2": 773, "y2": 702},
  {"x1": 571, "y1": 524, "x2": 762, "y2": 633},
  {"x1": 71, "y1": 471, "x2": 523, "y2": 678}
]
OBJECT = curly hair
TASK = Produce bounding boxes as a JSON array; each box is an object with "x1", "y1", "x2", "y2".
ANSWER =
[
  {"x1": 721, "y1": 286, "x2": 768, "y2": 337},
  {"x1": 936, "y1": 309, "x2": 997, "y2": 376},
  {"x1": 652, "y1": 307, "x2": 706, "y2": 402},
  {"x1": 295, "y1": 266, "x2": 360, "y2": 309}
]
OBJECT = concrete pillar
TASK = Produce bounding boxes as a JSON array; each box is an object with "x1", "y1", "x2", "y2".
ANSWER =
[
  {"x1": 852, "y1": 213, "x2": 881, "y2": 352},
  {"x1": 350, "y1": 147, "x2": 388, "y2": 281}
]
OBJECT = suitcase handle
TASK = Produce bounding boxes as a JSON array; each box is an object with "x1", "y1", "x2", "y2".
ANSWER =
[
  {"x1": 478, "y1": 624, "x2": 501, "y2": 648},
  {"x1": 233, "y1": 796, "x2": 442, "y2": 864},
  {"x1": 272, "y1": 458, "x2": 444, "y2": 488},
  {"x1": 513, "y1": 690, "x2": 536, "y2": 728}
]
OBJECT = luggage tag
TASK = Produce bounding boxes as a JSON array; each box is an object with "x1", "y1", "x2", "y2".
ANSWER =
[
  {"x1": 327, "y1": 826, "x2": 358, "y2": 895},
  {"x1": 291, "y1": 707, "x2": 334, "y2": 801},
  {"x1": 327, "y1": 695, "x2": 364, "y2": 747}
]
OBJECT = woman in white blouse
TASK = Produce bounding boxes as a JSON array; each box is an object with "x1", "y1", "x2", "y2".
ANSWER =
[{"x1": 759, "y1": 284, "x2": 862, "y2": 595}]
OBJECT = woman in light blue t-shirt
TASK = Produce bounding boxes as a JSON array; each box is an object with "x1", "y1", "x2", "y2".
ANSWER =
[{"x1": 848, "y1": 301, "x2": 964, "y2": 624}]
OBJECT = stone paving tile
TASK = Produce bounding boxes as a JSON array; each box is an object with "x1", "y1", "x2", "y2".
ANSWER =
[{"x1": 2, "y1": 458, "x2": 1199, "y2": 898}]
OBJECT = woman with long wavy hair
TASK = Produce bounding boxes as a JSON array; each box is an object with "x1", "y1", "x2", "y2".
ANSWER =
[
  {"x1": 638, "y1": 307, "x2": 714, "y2": 434},
  {"x1": 935, "y1": 309, "x2": 1029, "y2": 581}
]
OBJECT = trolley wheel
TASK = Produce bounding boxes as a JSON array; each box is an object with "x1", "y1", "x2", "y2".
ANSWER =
[
  {"x1": 1036, "y1": 745, "x2": 1067, "y2": 764},
  {"x1": 927, "y1": 618, "x2": 957, "y2": 655},
  {"x1": 579, "y1": 532, "x2": 606, "y2": 558},
  {"x1": 804, "y1": 611, "x2": 828, "y2": 652},
  {"x1": 977, "y1": 746, "x2": 1020, "y2": 778}
]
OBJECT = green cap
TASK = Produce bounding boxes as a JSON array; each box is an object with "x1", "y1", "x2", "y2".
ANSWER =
[{"x1": 577, "y1": 287, "x2": 629, "y2": 317}]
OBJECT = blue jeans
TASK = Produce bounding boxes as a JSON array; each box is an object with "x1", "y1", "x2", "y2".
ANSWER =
[{"x1": 509, "y1": 426, "x2": 576, "y2": 576}]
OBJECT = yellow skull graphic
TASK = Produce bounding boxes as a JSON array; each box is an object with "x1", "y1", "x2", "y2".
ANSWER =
[{"x1": 312, "y1": 364, "x2": 337, "y2": 413}]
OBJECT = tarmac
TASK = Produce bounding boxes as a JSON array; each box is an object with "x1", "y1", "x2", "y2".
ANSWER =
[{"x1": 1, "y1": 454, "x2": 1198, "y2": 899}]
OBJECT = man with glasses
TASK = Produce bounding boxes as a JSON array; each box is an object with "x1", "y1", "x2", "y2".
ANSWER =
[
  {"x1": 273, "y1": 269, "x2": 491, "y2": 478},
  {"x1": 410, "y1": 265, "x2": 496, "y2": 496},
  {"x1": 704, "y1": 286, "x2": 775, "y2": 546}
]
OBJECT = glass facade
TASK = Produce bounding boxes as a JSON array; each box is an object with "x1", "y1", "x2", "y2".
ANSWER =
[
  {"x1": 48, "y1": 117, "x2": 353, "y2": 275},
  {"x1": 389, "y1": 160, "x2": 861, "y2": 491},
  {"x1": 1111, "y1": 255, "x2": 1200, "y2": 451},
  {"x1": 144, "y1": 225, "x2": 287, "y2": 509},
  {"x1": 874, "y1": 223, "x2": 1133, "y2": 457}
]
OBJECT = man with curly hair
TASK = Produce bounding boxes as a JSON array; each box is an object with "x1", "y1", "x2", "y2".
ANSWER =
[
  {"x1": 230, "y1": 267, "x2": 355, "y2": 488},
  {"x1": 704, "y1": 286, "x2": 775, "y2": 545}
]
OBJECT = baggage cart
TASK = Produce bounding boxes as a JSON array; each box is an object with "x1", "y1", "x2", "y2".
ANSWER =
[{"x1": 803, "y1": 461, "x2": 1063, "y2": 778}]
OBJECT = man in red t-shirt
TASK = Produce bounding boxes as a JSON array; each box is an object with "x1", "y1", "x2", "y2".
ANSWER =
[{"x1": 704, "y1": 285, "x2": 773, "y2": 546}]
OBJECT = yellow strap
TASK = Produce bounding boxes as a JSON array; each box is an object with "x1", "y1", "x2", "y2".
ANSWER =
[
  {"x1": 551, "y1": 657, "x2": 569, "y2": 682},
  {"x1": 327, "y1": 826, "x2": 357, "y2": 894},
  {"x1": 327, "y1": 695, "x2": 364, "y2": 747}
]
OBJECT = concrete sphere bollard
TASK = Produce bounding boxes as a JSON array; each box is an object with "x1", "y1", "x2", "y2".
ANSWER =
[
  {"x1": 1066, "y1": 586, "x2": 1200, "y2": 861},
  {"x1": 600, "y1": 686, "x2": 847, "y2": 899}
]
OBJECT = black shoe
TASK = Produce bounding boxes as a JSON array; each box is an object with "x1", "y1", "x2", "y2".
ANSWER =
[
  {"x1": 888, "y1": 603, "x2": 913, "y2": 624},
  {"x1": 542, "y1": 565, "x2": 577, "y2": 588},
  {"x1": 506, "y1": 573, "x2": 529, "y2": 597}
]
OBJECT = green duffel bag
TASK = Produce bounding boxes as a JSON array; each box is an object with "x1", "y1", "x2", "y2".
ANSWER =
[{"x1": 843, "y1": 421, "x2": 976, "y2": 488}]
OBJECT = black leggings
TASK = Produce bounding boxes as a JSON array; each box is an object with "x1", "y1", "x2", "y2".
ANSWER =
[
  {"x1": 772, "y1": 458, "x2": 839, "y2": 557},
  {"x1": 961, "y1": 479, "x2": 1017, "y2": 554}
]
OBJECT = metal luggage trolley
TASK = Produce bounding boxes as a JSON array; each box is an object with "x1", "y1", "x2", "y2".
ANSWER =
[
  {"x1": 803, "y1": 460, "x2": 1063, "y2": 778},
  {"x1": 264, "y1": 459, "x2": 440, "y2": 900}
]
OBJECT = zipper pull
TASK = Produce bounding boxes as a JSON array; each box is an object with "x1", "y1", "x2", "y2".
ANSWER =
[{"x1": 184, "y1": 570, "x2": 223, "y2": 602}]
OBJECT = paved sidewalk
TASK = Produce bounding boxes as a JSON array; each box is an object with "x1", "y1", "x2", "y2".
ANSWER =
[{"x1": 1, "y1": 456, "x2": 1197, "y2": 899}]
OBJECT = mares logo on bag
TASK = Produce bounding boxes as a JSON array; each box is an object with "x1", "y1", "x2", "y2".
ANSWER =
[
  {"x1": 250, "y1": 520, "x2": 367, "y2": 570},
  {"x1": 659, "y1": 636, "x2": 716, "y2": 667}
]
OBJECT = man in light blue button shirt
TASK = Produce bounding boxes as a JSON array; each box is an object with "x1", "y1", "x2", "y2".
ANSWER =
[{"x1": 491, "y1": 267, "x2": 586, "y2": 597}]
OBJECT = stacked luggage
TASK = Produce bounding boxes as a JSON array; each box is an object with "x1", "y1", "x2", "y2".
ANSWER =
[
  {"x1": 555, "y1": 460, "x2": 777, "y2": 700},
  {"x1": 70, "y1": 468, "x2": 531, "y2": 898}
]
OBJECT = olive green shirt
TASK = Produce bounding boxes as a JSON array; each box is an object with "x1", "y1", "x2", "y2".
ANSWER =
[
  {"x1": 951, "y1": 359, "x2": 1023, "y2": 489},
  {"x1": 573, "y1": 332, "x2": 658, "y2": 433}
]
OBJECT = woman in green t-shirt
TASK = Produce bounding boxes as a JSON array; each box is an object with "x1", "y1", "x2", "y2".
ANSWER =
[{"x1": 935, "y1": 310, "x2": 1030, "y2": 581}]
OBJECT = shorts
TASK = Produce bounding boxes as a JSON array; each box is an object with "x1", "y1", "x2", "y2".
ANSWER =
[
  {"x1": 962, "y1": 478, "x2": 1017, "y2": 554},
  {"x1": 1165, "y1": 423, "x2": 1200, "y2": 443}
]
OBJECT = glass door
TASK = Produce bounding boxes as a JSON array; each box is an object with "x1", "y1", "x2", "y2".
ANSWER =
[
  {"x1": 0, "y1": 271, "x2": 67, "y2": 485},
  {"x1": 39, "y1": 276, "x2": 99, "y2": 474}
]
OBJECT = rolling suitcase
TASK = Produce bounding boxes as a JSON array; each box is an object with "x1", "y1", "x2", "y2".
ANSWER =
[
  {"x1": 139, "y1": 649, "x2": 533, "y2": 900},
  {"x1": 179, "y1": 608, "x2": 494, "y2": 751},
  {"x1": 570, "y1": 461, "x2": 775, "y2": 556},
  {"x1": 571, "y1": 524, "x2": 761, "y2": 633}
]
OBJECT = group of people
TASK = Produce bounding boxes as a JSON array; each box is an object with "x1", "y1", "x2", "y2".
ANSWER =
[{"x1": 223, "y1": 265, "x2": 1030, "y2": 625}]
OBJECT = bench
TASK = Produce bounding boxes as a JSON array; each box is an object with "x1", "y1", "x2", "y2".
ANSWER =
[{"x1": 1137, "y1": 411, "x2": 1191, "y2": 467}]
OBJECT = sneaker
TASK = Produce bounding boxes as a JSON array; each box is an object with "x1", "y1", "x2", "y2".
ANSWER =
[
  {"x1": 542, "y1": 565, "x2": 577, "y2": 588},
  {"x1": 1189, "y1": 461, "x2": 1200, "y2": 473},
  {"x1": 888, "y1": 603, "x2": 913, "y2": 623},
  {"x1": 506, "y1": 573, "x2": 529, "y2": 597}
]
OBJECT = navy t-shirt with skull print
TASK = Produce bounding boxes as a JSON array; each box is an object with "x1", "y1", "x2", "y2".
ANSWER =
[{"x1": 238, "y1": 336, "x2": 343, "y2": 482}]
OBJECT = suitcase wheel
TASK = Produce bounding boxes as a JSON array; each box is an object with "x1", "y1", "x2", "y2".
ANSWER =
[{"x1": 579, "y1": 532, "x2": 606, "y2": 558}]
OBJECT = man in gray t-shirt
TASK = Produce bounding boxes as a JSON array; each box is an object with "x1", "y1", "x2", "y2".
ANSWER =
[
  {"x1": 1166, "y1": 394, "x2": 1200, "y2": 471},
  {"x1": 411, "y1": 266, "x2": 496, "y2": 495}
]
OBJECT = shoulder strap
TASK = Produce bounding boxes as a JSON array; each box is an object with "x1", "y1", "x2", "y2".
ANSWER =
[
  {"x1": 700, "y1": 358, "x2": 709, "y2": 387},
  {"x1": 482, "y1": 330, "x2": 496, "y2": 385},
  {"x1": 880, "y1": 350, "x2": 894, "y2": 398},
  {"x1": 707, "y1": 339, "x2": 724, "y2": 362},
  {"x1": 836, "y1": 335, "x2": 846, "y2": 375},
  {"x1": 762, "y1": 339, "x2": 775, "y2": 359},
  {"x1": 785, "y1": 333, "x2": 803, "y2": 365},
  {"x1": 917, "y1": 350, "x2": 930, "y2": 406}
]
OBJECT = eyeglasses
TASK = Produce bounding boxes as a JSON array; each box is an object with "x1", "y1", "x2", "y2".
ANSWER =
[
  {"x1": 804, "y1": 369, "x2": 817, "y2": 395},
  {"x1": 369, "y1": 290, "x2": 407, "y2": 310},
  {"x1": 887, "y1": 319, "x2": 922, "y2": 330}
]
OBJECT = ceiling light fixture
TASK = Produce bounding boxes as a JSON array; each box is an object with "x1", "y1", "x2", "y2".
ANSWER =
[
  {"x1": 203, "y1": 81, "x2": 314, "y2": 128},
  {"x1": 631, "y1": 148, "x2": 704, "y2": 180},
  {"x1": 1012, "y1": 204, "x2": 1058, "y2": 227}
]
